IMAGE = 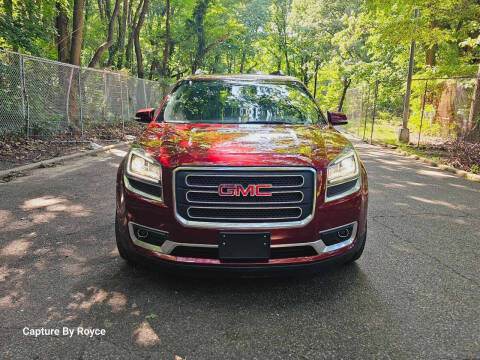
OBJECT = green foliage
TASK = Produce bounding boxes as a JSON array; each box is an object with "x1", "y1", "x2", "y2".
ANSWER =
[{"x1": 0, "y1": 0, "x2": 479, "y2": 112}]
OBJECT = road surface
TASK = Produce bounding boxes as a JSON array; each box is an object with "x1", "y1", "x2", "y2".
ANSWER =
[{"x1": 1, "y1": 140, "x2": 479, "y2": 359}]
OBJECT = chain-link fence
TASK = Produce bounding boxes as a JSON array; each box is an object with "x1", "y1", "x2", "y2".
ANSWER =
[
  {"x1": 343, "y1": 76, "x2": 480, "y2": 146},
  {"x1": 0, "y1": 49, "x2": 171, "y2": 138}
]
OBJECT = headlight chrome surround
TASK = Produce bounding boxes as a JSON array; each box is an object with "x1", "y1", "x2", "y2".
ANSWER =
[
  {"x1": 327, "y1": 147, "x2": 360, "y2": 185},
  {"x1": 124, "y1": 147, "x2": 163, "y2": 202},
  {"x1": 325, "y1": 146, "x2": 361, "y2": 202},
  {"x1": 126, "y1": 148, "x2": 162, "y2": 184}
]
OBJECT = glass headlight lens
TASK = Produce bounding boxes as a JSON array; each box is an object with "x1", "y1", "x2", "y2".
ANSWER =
[
  {"x1": 127, "y1": 150, "x2": 162, "y2": 183},
  {"x1": 327, "y1": 150, "x2": 359, "y2": 184}
]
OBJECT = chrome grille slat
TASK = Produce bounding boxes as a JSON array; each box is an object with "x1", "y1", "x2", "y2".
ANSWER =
[
  {"x1": 187, "y1": 206, "x2": 303, "y2": 220},
  {"x1": 185, "y1": 173, "x2": 305, "y2": 188},
  {"x1": 185, "y1": 190, "x2": 304, "y2": 204}
]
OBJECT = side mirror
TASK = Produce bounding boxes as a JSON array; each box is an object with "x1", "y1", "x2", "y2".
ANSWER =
[
  {"x1": 327, "y1": 111, "x2": 348, "y2": 125},
  {"x1": 135, "y1": 108, "x2": 155, "y2": 123}
]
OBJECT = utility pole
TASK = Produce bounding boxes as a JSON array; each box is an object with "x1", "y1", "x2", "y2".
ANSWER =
[{"x1": 399, "y1": 8, "x2": 419, "y2": 143}]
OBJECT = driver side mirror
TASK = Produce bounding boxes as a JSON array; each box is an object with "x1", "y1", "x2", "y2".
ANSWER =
[
  {"x1": 135, "y1": 108, "x2": 155, "y2": 123},
  {"x1": 327, "y1": 111, "x2": 348, "y2": 125}
]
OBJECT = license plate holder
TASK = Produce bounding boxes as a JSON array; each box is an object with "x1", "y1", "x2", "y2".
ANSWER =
[{"x1": 218, "y1": 232, "x2": 270, "y2": 261}]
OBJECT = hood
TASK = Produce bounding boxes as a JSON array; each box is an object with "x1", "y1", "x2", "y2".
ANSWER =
[{"x1": 138, "y1": 123, "x2": 351, "y2": 168}]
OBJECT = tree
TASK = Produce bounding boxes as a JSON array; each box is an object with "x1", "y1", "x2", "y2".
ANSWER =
[
  {"x1": 55, "y1": 2, "x2": 70, "y2": 62},
  {"x1": 133, "y1": 0, "x2": 149, "y2": 77},
  {"x1": 88, "y1": 0, "x2": 122, "y2": 67},
  {"x1": 70, "y1": 0, "x2": 85, "y2": 65}
]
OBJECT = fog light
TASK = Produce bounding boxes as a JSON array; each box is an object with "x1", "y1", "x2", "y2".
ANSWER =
[
  {"x1": 337, "y1": 228, "x2": 350, "y2": 239},
  {"x1": 136, "y1": 228, "x2": 149, "y2": 239},
  {"x1": 321, "y1": 223, "x2": 355, "y2": 246}
]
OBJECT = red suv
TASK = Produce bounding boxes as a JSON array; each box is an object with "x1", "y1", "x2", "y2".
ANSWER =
[{"x1": 115, "y1": 74, "x2": 368, "y2": 276}]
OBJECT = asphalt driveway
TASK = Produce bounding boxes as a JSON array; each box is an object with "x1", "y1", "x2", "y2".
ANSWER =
[{"x1": 0, "y1": 140, "x2": 479, "y2": 359}]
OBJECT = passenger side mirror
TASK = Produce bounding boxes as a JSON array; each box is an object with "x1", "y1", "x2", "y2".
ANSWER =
[
  {"x1": 327, "y1": 111, "x2": 348, "y2": 126},
  {"x1": 135, "y1": 108, "x2": 155, "y2": 123}
]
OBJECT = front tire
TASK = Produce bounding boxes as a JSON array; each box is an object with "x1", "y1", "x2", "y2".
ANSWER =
[
  {"x1": 115, "y1": 216, "x2": 136, "y2": 265},
  {"x1": 345, "y1": 227, "x2": 366, "y2": 264}
]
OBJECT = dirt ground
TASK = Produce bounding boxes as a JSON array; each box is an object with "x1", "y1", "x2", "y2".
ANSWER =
[{"x1": 0, "y1": 122, "x2": 145, "y2": 172}]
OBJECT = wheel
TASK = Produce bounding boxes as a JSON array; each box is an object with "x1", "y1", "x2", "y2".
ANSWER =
[
  {"x1": 115, "y1": 215, "x2": 137, "y2": 265},
  {"x1": 345, "y1": 226, "x2": 366, "y2": 264}
]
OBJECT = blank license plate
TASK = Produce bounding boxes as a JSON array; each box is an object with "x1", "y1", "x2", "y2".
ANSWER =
[{"x1": 218, "y1": 232, "x2": 270, "y2": 261}]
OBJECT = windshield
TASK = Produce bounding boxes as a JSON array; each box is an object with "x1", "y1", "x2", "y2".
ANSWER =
[{"x1": 161, "y1": 80, "x2": 326, "y2": 125}]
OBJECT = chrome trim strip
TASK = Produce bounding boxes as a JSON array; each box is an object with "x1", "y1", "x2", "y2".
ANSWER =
[
  {"x1": 124, "y1": 175, "x2": 163, "y2": 202},
  {"x1": 325, "y1": 177, "x2": 361, "y2": 203},
  {"x1": 185, "y1": 173, "x2": 305, "y2": 188},
  {"x1": 128, "y1": 221, "x2": 357, "y2": 256},
  {"x1": 173, "y1": 166, "x2": 317, "y2": 229},
  {"x1": 128, "y1": 222, "x2": 216, "y2": 254},
  {"x1": 318, "y1": 221, "x2": 357, "y2": 253},
  {"x1": 185, "y1": 190, "x2": 304, "y2": 205},
  {"x1": 186, "y1": 206, "x2": 303, "y2": 221},
  {"x1": 271, "y1": 221, "x2": 357, "y2": 254}
]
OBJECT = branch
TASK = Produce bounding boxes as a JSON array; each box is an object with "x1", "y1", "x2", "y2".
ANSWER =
[
  {"x1": 88, "y1": 0, "x2": 122, "y2": 67},
  {"x1": 198, "y1": 33, "x2": 231, "y2": 59}
]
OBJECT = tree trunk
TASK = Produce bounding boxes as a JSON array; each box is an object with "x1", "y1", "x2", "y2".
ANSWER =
[
  {"x1": 337, "y1": 78, "x2": 351, "y2": 112},
  {"x1": 283, "y1": 32, "x2": 290, "y2": 76},
  {"x1": 115, "y1": 0, "x2": 129, "y2": 68},
  {"x1": 4, "y1": 0, "x2": 14, "y2": 50},
  {"x1": 105, "y1": 0, "x2": 112, "y2": 20},
  {"x1": 134, "y1": 0, "x2": 149, "y2": 78},
  {"x1": 313, "y1": 60, "x2": 319, "y2": 99},
  {"x1": 126, "y1": 0, "x2": 142, "y2": 71},
  {"x1": 70, "y1": 0, "x2": 85, "y2": 66},
  {"x1": 426, "y1": 44, "x2": 437, "y2": 66},
  {"x1": 193, "y1": 33, "x2": 231, "y2": 73},
  {"x1": 107, "y1": 9, "x2": 122, "y2": 66},
  {"x1": 466, "y1": 65, "x2": 480, "y2": 142},
  {"x1": 88, "y1": 0, "x2": 121, "y2": 68},
  {"x1": 97, "y1": 0, "x2": 105, "y2": 20},
  {"x1": 114, "y1": 0, "x2": 128, "y2": 68},
  {"x1": 55, "y1": 2, "x2": 70, "y2": 63},
  {"x1": 191, "y1": 0, "x2": 210, "y2": 74},
  {"x1": 160, "y1": 0, "x2": 170, "y2": 76},
  {"x1": 149, "y1": 58, "x2": 161, "y2": 79},
  {"x1": 240, "y1": 48, "x2": 246, "y2": 73}
]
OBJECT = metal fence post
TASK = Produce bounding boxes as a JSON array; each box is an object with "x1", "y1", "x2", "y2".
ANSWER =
[
  {"x1": 119, "y1": 74, "x2": 125, "y2": 135},
  {"x1": 78, "y1": 68, "x2": 84, "y2": 137},
  {"x1": 417, "y1": 80, "x2": 428, "y2": 147},
  {"x1": 103, "y1": 71, "x2": 107, "y2": 122},
  {"x1": 19, "y1": 54, "x2": 28, "y2": 137},
  {"x1": 358, "y1": 86, "x2": 364, "y2": 136},
  {"x1": 363, "y1": 84, "x2": 370, "y2": 140},
  {"x1": 143, "y1": 80, "x2": 147, "y2": 107},
  {"x1": 125, "y1": 81, "x2": 130, "y2": 120},
  {"x1": 370, "y1": 80, "x2": 379, "y2": 144}
]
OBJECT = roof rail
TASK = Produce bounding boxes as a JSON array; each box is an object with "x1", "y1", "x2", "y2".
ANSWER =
[
  {"x1": 194, "y1": 69, "x2": 208, "y2": 75},
  {"x1": 269, "y1": 70, "x2": 285, "y2": 76}
]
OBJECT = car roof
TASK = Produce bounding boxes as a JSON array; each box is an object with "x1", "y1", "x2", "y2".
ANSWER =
[{"x1": 183, "y1": 74, "x2": 301, "y2": 83}]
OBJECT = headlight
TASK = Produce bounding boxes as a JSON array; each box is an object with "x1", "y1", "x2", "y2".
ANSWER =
[
  {"x1": 327, "y1": 148, "x2": 359, "y2": 185},
  {"x1": 126, "y1": 149, "x2": 162, "y2": 183}
]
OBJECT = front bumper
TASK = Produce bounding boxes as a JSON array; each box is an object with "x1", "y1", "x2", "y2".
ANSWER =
[
  {"x1": 116, "y1": 216, "x2": 366, "y2": 276},
  {"x1": 116, "y1": 160, "x2": 368, "y2": 274}
]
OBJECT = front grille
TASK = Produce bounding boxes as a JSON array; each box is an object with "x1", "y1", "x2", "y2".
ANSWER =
[{"x1": 174, "y1": 168, "x2": 315, "y2": 225}]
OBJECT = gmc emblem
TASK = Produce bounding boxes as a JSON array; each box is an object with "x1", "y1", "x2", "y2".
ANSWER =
[{"x1": 218, "y1": 184, "x2": 272, "y2": 197}]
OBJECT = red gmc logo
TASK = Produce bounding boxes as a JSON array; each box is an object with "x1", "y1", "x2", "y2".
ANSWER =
[{"x1": 218, "y1": 184, "x2": 272, "y2": 197}]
